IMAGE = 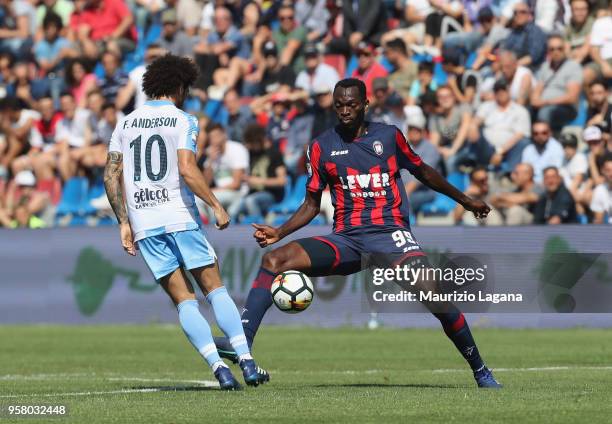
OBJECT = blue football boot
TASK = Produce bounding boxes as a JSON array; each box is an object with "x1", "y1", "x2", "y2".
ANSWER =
[
  {"x1": 474, "y1": 367, "x2": 503, "y2": 388},
  {"x1": 214, "y1": 366, "x2": 242, "y2": 391},
  {"x1": 239, "y1": 359, "x2": 270, "y2": 387}
]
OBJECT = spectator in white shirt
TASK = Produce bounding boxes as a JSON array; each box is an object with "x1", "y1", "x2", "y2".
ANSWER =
[
  {"x1": 521, "y1": 121, "x2": 564, "y2": 184},
  {"x1": 591, "y1": 155, "x2": 612, "y2": 224},
  {"x1": 295, "y1": 43, "x2": 339, "y2": 95},
  {"x1": 55, "y1": 93, "x2": 91, "y2": 180},
  {"x1": 583, "y1": 5, "x2": 612, "y2": 86},
  {"x1": 558, "y1": 133, "x2": 588, "y2": 196}
]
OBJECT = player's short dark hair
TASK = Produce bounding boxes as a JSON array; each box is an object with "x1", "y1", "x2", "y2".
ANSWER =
[
  {"x1": 385, "y1": 38, "x2": 408, "y2": 56},
  {"x1": 142, "y1": 54, "x2": 199, "y2": 100},
  {"x1": 418, "y1": 61, "x2": 434, "y2": 74},
  {"x1": 334, "y1": 78, "x2": 367, "y2": 102},
  {"x1": 42, "y1": 11, "x2": 63, "y2": 30},
  {"x1": 243, "y1": 123, "x2": 266, "y2": 145}
]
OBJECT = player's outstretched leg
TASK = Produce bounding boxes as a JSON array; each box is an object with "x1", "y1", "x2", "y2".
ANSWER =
[
  {"x1": 192, "y1": 264, "x2": 270, "y2": 386},
  {"x1": 214, "y1": 242, "x2": 312, "y2": 361},
  {"x1": 162, "y1": 268, "x2": 241, "y2": 390}
]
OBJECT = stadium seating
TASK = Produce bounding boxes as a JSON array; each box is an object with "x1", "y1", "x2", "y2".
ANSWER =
[{"x1": 420, "y1": 172, "x2": 468, "y2": 216}]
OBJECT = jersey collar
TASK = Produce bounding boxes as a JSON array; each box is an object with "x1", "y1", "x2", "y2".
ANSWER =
[{"x1": 145, "y1": 100, "x2": 174, "y2": 107}]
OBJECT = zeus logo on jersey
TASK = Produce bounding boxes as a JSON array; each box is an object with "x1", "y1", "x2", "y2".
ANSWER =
[
  {"x1": 134, "y1": 188, "x2": 170, "y2": 209},
  {"x1": 338, "y1": 172, "x2": 390, "y2": 198},
  {"x1": 331, "y1": 150, "x2": 349, "y2": 156}
]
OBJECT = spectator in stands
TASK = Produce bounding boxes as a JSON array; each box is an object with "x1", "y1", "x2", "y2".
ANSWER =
[
  {"x1": 158, "y1": 8, "x2": 195, "y2": 58},
  {"x1": 533, "y1": 166, "x2": 577, "y2": 224},
  {"x1": 531, "y1": 34, "x2": 583, "y2": 135},
  {"x1": 295, "y1": 43, "x2": 339, "y2": 95},
  {"x1": 367, "y1": 77, "x2": 392, "y2": 122},
  {"x1": 326, "y1": 0, "x2": 387, "y2": 56},
  {"x1": 283, "y1": 90, "x2": 313, "y2": 174},
  {"x1": 395, "y1": 0, "x2": 432, "y2": 48},
  {"x1": 222, "y1": 88, "x2": 254, "y2": 143},
  {"x1": 36, "y1": 0, "x2": 74, "y2": 27},
  {"x1": 468, "y1": 79, "x2": 531, "y2": 171},
  {"x1": 584, "y1": 125, "x2": 608, "y2": 192},
  {"x1": 295, "y1": 0, "x2": 330, "y2": 42},
  {"x1": 98, "y1": 51, "x2": 129, "y2": 105},
  {"x1": 194, "y1": 6, "x2": 248, "y2": 90},
  {"x1": 402, "y1": 108, "x2": 441, "y2": 214},
  {"x1": 489, "y1": 163, "x2": 540, "y2": 225},
  {"x1": 0, "y1": 0, "x2": 36, "y2": 60},
  {"x1": 0, "y1": 174, "x2": 46, "y2": 229},
  {"x1": 0, "y1": 97, "x2": 40, "y2": 174},
  {"x1": 310, "y1": 83, "x2": 337, "y2": 140},
  {"x1": 64, "y1": 58, "x2": 96, "y2": 108},
  {"x1": 235, "y1": 123, "x2": 287, "y2": 220},
  {"x1": 453, "y1": 165, "x2": 503, "y2": 225},
  {"x1": 69, "y1": 0, "x2": 137, "y2": 59},
  {"x1": 441, "y1": 45, "x2": 478, "y2": 104},
  {"x1": 591, "y1": 154, "x2": 612, "y2": 224},
  {"x1": 166, "y1": 0, "x2": 201, "y2": 36},
  {"x1": 558, "y1": 133, "x2": 588, "y2": 202},
  {"x1": 5, "y1": 61, "x2": 48, "y2": 110},
  {"x1": 501, "y1": 2, "x2": 547, "y2": 70},
  {"x1": 79, "y1": 100, "x2": 115, "y2": 172},
  {"x1": 428, "y1": 85, "x2": 472, "y2": 173},
  {"x1": 564, "y1": 0, "x2": 593, "y2": 64},
  {"x1": 521, "y1": 121, "x2": 563, "y2": 184},
  {"x1": 421, "y1": 0, "x2": 464, "y2": 56},
  {"x1": 583, "y1": 4, "x2": 612, "y2": 86},
  {"x1": 201, "y1": 123, "x2": 249, "y2": 219},
  {"x1": 466, "y1": 7, "x2": 510, "y2": 71},
  {"x1": 407, "y1": 61, "x2": 437, "y2": 106},
  {"x1": 55, "y1": 92, "x2": 90, "y2": 180},
  {"x1": 383, "y1": 38, "x2": 418, "y2": 101},
  {"x1": 34, "y1": 12, "x2": 77, "y2": 102},
  {"x1": 271, "y1": 3, "x2": 308, "y2": 74},
  {"x1": 586, "y1": 80, "x2": 611, "y2": 128},
  {"x1": 481, "y1": 49, "x2": 533, "y2": 106},
  {"x1": 116, "y1": 44, "x2": 166, "y2": 112},
  {"x1": 352, "y1": 42, "x2": 389, "y2": 101}
]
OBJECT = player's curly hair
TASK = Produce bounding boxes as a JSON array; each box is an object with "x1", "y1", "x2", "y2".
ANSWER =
[{"x1": 142, "y1": 54, "x2": 199, "y2": 99}]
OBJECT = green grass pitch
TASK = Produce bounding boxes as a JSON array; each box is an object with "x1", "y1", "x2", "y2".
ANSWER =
[{"x1": 1, "y1": 325, "x2": 611, "y2": 423}]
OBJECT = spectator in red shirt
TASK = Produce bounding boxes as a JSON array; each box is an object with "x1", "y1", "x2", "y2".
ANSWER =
[
  {"x1": 69, "y1": 0, "x2": 136, "y2": 59},
  {"x1": 351, "y1": 42, "x2": 388, "y2": 101}
]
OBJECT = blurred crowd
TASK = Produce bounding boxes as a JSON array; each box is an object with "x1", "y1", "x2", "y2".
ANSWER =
[{"x1": 0, "y1": 0, "x2": 611, "y2": 229}]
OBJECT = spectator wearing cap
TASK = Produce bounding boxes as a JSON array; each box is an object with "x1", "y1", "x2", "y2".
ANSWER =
[
  {"x1": 521, "y1": 121, "x2": 564, "y2": 184},
  {"x1": 500, "y1": 2, "x2": 547, "y2": 70},
  {"x1": 0, "y1": 170, "x2": 48, "y2": 228},
  {"x1": 463, "y1": 6, "x2": 510, "y2": 71},
  {"x1": 325, "y1": 0, "x2": 387, "y2": 56},
  {"x1": 98, "y1": 51, "x2": 129, "y2": 105},
  {"x1": 295, "y1": 43, "x2": 340, "y2": 95},
  {"x1": 584, "y1": 125, "x2": 609, "y2": 192},
  {"x1": 586, "y1": 80, "x2": 611, "y2": 129},
  {"x1": 557, "y1": 133, "x2": 588, "y2": 216},
  {"x1": 0, "y1": 0, "x2": 36, "y2": 61},
  {"x1": 158, "y1": 9, "x2": 196, "y2": 58},
  {"x1": 428, "y1": 85, "x2": 472, "y2": 173},
  {"x1": 351, "y1": 42, "x2": 389, "y2": 101},
  {"x1": 531, "y1": 34, "x2": 583, "y2": 135},
  {"x1": 68, "y1": 0, "x2": 137, "y2": 59},
  {"x1": 533, "y1": 166, "x2": 578, "y2": 224},
  {"x1": 583, "y1": 3, "x2": 612, "y2": 86},
  {"x1": 310, "y1": 83, "x2": 337, "y2": 140},
  {"x1": 591, "y1": 154, "x2": 612, "y2": 224},
  {"x1": 564, "y1": 0, "x2": 593, "y2": 64},
  {"x1": 383, "y1": 38, "x2": 418, "y2": 101},
  {"x1": 401, "y1": 107, "x2": 442, "y2": 214},
  {"x1": 407, "y1": 61, "x2": 437, "y2": 106},
  {"x1": 295, "y1": 0, "x2": 330, "y2": 42},
  {"x1": 271, "y1": 3, "x2": 308, "y2": 74},
  {"x1": 193, "y1": 6, "x2": 248, "y2": 90},
  {"x1": 489, "y1": 163, "x2": 541, "y2": 225},
  {"x1": 441, "y1": 45, "x2": 479, "y2": 104},
  {"x1": 468, "y1": 79, "x2": 531, "y2": 172}
]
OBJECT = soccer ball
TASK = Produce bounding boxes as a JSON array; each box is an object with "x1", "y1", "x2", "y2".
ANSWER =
[{"x1": 270, "y1": 271, "x2": 314, "y2": 313}]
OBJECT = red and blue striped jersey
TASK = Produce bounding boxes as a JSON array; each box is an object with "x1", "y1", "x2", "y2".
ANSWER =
[{"x1": 306, "y1": 121, "x2": 422, "y2": 233}]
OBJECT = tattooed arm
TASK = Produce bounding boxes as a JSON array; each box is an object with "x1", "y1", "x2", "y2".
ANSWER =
[{"x1": 104, "y1": 151, "x2": 136, "y2": 255}]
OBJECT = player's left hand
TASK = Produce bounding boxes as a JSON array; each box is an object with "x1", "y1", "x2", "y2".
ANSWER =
[
  {"x1": 120, "y1": 223, "x2": 136, "y2": 256},
  {"x1": 463, "y1": 198, "x2": 491, "y2": 220}
]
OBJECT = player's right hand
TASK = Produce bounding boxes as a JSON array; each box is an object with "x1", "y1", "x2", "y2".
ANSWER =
[
  {"x1": 252, "y1": 223, "x2": 280, "y2": 248},
  {"x1": 120, "y1": 223, "x2": 136, "y2": 256},
  {"x1": 214, "y1": 206, "x2": 230, "y2": 230}
]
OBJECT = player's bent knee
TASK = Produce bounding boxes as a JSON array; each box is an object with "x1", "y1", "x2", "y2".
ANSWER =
[{"x1": 261, "y1": 251, "x2": 284, "y2": 274}]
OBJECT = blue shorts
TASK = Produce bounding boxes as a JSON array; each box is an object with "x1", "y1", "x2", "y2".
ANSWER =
[
  {"x1": 295, "y1": 226, "x2": 426, "y2": 276},
  {"x1": 138, "y1": 229, "x2": 217, "y2": 281}
]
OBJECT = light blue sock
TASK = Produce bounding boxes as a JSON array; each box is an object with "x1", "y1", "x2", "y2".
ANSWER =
[
  {"x1": 177, "y1": 299, "x2": 224, "y2": 370},
  {"x1": 207, "y1": 286, "x2": 251, "y2": 358}
]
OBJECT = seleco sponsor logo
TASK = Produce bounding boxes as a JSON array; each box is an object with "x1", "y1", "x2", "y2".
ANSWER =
[{"x1": 134, "y1": 188, "x2": 170, "y2": 209}]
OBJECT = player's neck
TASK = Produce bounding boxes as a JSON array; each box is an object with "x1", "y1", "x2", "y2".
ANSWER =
[
  {"x1": 153, "y1": 96, "x2": 176, "y2": 105},
  {"x1": 339, "y1": 122, "x2": 368, "y2": 141}
]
